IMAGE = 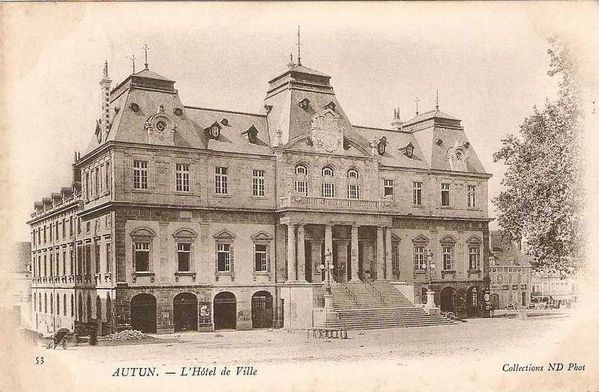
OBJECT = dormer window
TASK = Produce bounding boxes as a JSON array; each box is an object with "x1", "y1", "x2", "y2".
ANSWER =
[
  {"x1": 221, "y1": 118, "x2": 229, "y2": 126},
  {"x1": 205, "y1": 121, "x2": 221, "y2": 139},
  {"x1": 377, "y1": 137, "x2": 387, "y2": 155},
  {"x1": 322, "y1": 167, "x2": 334, "y2": 177},
  {"x1": 347, "y1": 169, "x2": 359, "y2": 180},
  {"x1": 325, "y1": 101, "x2": 336, "y2": 111},
  {"x1": 242, "y1": 125, "x2": 259, "y2": 144},
  {"x1": 298, "y1": 98, "x2": 310, "y2": 110},
  {"x1": 404, "y1": 142, "x2": 415, "y2": 158},
  {"x1": 295, "y1": 165, "x2": 307, "y2": 176}
]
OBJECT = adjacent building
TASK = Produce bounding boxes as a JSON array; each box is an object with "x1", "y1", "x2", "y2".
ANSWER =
[
  {"x1": 28, "y1": 54, "x2": 492, "y2": 334},
  {"x1": 531, "y1": 271, "x2": 577, "y2": 308},
  {"x1": 488, "y1": 230, "x2": 532, "y2": 309}
]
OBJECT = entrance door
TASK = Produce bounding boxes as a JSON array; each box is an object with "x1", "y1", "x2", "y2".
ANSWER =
[
  {"x1": 490, "y1": 293, "x2": 500, "y2": 310},
  {"x1": 251, "y1": 291, "x2": 273, "y2": 329},
  {"x1": 440, "y1": 287, "x2": 456, "y2": 313},
  {"x1": 213, "y1": 292, "x2": 236, "y2": 330},
  {"x1": 466, "y1": 287, "x2": 478, "y2": 318},
  {"x1": 174, "y1": 292, "x2": 198, "y2": 332},
  {"x1": 521, "y1": 292, "x2": 526, "y2": 307},
  {"x1": 130, "y1": 294, "x2": 157, "y2": 333}
]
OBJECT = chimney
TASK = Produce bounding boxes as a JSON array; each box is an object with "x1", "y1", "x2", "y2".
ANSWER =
[
  {"x1": 100, "y1": 61, "x2": 112, "y2": 136},
  {"x1": 391, "y1": 107, "x2": 403, "y2": 130}
]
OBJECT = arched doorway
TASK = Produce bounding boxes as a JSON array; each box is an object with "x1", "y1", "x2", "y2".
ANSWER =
[
  {"x1": 490, "y1": 293, "x2": 500, "y2": 310},
  {"x1": 251, "y1": 291, "x2": 273, "y2": 329},
  {"x1": 440, "y1": 287, "x2": 456, "y2": 313},
  {"x1": 466, "y1": 287, "x2": 479, "y2": 317},
  {"x1": 173, "y1": 292, "x2": 198, "y2": 332},
  {"x1": 213, "y1": 292, "x2": 236, "y2": 330},
  {"x1": 130, "y1": 294, "x2": 157, "y2": 333}
]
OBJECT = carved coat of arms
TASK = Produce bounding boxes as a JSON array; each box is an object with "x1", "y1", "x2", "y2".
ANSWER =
[{"x1": 310, "y1": 109, "x2": 344, "y2": 153}]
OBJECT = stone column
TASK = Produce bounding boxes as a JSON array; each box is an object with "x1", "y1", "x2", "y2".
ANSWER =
[
  {"x1": 385, "y1": 227, "x2": 393, "y2": 280},
  {"x1": 350, "y1": 225, "x2": 360, "y2": 282},
  {"x1": 286, "y1": 223, "x2": 296, "y2": 282},
  {"x1": 297, "y1": 224, "x2": 306, "y2": 282},
  {"x1": 376, "y1": 226, "x2": 384, "y2": 280},
  {"x1": 324, "y1": 224, "x2": 334, "y2": 284},
  {"x1": 310, "y1": 240, "x2": 323, "y2": 283}
]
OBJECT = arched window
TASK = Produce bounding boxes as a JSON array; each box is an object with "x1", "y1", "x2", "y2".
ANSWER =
[
  {"x1": 321, "y1": 166, "x2": 335, "y2": 198},
  {"x1": 294, "y1": 164, "x2": 308, "y2": 196},
  {"x1": 347, "y1": 169, "x2": 360, "y2": 199}
]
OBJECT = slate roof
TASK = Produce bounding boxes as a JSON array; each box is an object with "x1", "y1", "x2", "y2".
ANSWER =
[
  {"x1": 403, "y1": 109, "x2": 458, "y2": 126},
  {"x1": 490, "y1": 230, "x2": 533, "y2": 267}
]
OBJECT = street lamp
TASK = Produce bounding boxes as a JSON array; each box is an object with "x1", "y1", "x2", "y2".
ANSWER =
[
  {"x1": 318, "y1": 249, "x2": 334, "y2": 295},
  {"x1": 423, "y1": 250, "x2": 437, "y2": 310}
]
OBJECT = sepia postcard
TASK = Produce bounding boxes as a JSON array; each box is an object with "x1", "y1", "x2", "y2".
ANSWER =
[{"x1": 1, "y1": 2, "x2": 598, "y2": 392}]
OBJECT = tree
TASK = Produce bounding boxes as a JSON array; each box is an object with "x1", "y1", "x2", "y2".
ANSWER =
[{"x1": 493, "y1": 38, "x2": 584, "y2": 275}]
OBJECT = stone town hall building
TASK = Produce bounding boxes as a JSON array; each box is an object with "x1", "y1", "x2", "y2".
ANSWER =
[{"x1": 28, "y1": 55, "x2": 492, "y2": 334}]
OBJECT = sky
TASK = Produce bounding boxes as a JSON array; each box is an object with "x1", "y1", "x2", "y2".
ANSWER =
[{"x1": 2, "y1": 2, "x2": 598, "y2": 242}]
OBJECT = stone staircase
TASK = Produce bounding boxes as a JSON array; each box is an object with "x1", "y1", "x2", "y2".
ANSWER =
[{"x1": 324, "y1": 280, "x2": 454, "y2": 330}]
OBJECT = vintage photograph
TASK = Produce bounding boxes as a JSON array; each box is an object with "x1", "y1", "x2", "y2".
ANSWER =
[{"x1": 1, "y1": 2, "x2": 598, "y2": 392}]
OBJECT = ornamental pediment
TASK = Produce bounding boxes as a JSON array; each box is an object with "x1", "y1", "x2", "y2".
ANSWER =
[{"x1": 145, "y1": 105, "x2": 175, "y2": 146}]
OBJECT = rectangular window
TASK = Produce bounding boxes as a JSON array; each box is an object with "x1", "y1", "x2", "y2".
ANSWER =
[
  {"x1": 441, "y1": 183, "x2": 450, "y2": 206},
  {"x1": 105, "y1": 161, "x2": 111, "y2": 193},
  {"x1": 442, "y1": 246, "x2": 453, "y2": 270},
  {"x1": 348, "y1": 184, "x2": 360, "y2": 199},
  {"x1": 94, "y1": 167, "x2": 99, "y2": 197},
  {"x1": 392, "y1": 244, "x2": 400, "y2": 273},
  {"x1": 62, "y1": 219, "x2": 66, "y2": 239},
  {"x1": 414, "y1": 246, "x2": 425, "y2": 270},
  {"x1": 85, "y1": 172, "x2": 90, "y2": 200},
  {"x1": 254, "y1": 244, "x2": 268, "y2": 272},
  {"x1": 215, "y1": 167, "x2": 228, "y2": 194},
  {"x1": 84, "y1": 244, "x2": 91, "y2": 274},
  {"x1": 55, "y1": 223, "x2": 59, "y2": 240},
  {"x1": 95, "y1": 242, "x2": 100, "y2": 273},
  {"x1": 252, "y1": 170, "x2": 265, "y2": 196},
  {"x1": 177, "y1": 243, "x2": 191, "y2": 272},
  {"x1": 469, "y1": 246, "x2": 480, "y2": 270},
  {"x1": 106, "y1": 243, "x2": 111, "y2": 273},
  {"x1": 412, "y1": 182, "x2": 422, "y2": 205},
  {"x1": 295, "y1": 180, "x2": 308, "y2": 196},
  {"x1": 49, "y1": 224, "x2": 53, "y2": 241},
  {"x1": 217, "y1": 243, "x2": 230, "y2": 272},
  {"x1": 134, "y1": 242, "x2": 150, "y2": 272},
  {"x1": 44, "y1": 226, "x2": 47, "y2": 243},
  {"x1": 99, "y1": 164, "x2": 104, "y2": 194},
  {"x1": 176, "y1": 164, "x2": 190, "y2": 192},
  {"x1": 62, "y1": 251, "x2": 66, "y2": 276},
  {"x1": 133, "y1": 160, "x2": 148, "y2": 190},
  {"x1": 322, "y1": 182, "x2": 335, "y2": 198},
  {"x1": 468, "y1": 185, "x2": 476, "y2": 208},
  {"x1": 69, "y1": 217, "x2": 73, "y2": 237},
  {"x1": 384, "y1": 179, "x2": 394, "y2": 197},
  {"x1": 70, "y1": 249, "x2": 74, "y2": 275},
  {"x1": 50, "y1": 254, "x2": 54, "y2": 276}
]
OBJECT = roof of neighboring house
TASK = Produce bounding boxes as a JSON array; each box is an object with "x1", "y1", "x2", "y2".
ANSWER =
[{"x1": 490, "y1": 230, "x2": 533, "y2": 267}]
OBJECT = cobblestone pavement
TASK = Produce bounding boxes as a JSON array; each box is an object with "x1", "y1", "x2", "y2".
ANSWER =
[{"x1": 58, "y1": 316, "x2": 570, "y2": 365}]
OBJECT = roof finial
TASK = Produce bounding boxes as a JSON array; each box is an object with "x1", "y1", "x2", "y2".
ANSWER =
[
  {"x1": 287, "y1": 52, "x2": 295, "y2": 68},
  {"x1": 143, "y1": 44, "x2": 149, "y2": 70},
  {"x1": 103, "y1": 60, "x2": 109, "y2": 77},
  {"x1": 297, "y1": 25, "x2": 302, "y2": 66},
  {"x1": 415, "y1": 97, "x2": 419, "y2": 115},
  {"x1": 128, "y1": 54, "x2": 136, "y2": 74},
  {"x1": 436, "y1": 90, "x2": 439, "y2": 110}
]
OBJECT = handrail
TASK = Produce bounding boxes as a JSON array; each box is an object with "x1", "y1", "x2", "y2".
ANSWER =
[
  {"x1": 339, "y1": 282, "x2": 359, "y2": 306},
  {"x1": 365, "y1": 281, "x2": 387, "y2": 305}
]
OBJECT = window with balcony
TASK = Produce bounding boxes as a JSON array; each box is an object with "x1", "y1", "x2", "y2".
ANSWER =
[
  {"x1": 441, "y1": 183, "x2": 450, "y2": 206},
  {"x1": 252, "y1": 169, "x2": 265, "y2": 197},
  {"x1": 467, "y1": 185, "x2": 476, "y2": 208},
  {"x1": 384, "y1": 179, "x2": 394, "y2": 197},
  {"x1": 321, "y1": 166, "x2": 335, "y2": 198},
  {"x1": 176, "y1": 163, "x2": 190, "y2": 192},
  {"x1": 294, "y1": 164, "x2": 308, "y2": 196},
  {"x1": 347, "y1": 169, "x2": 360, "y2": 199},
  {"x1": 94, "y1": 241, "x2": 101, "y2": 273},
  {"x1": 133, "y1": 160, "x2": 148, "y2": 190},
  {"x1": 412, "y1": 182, "x2": 422, "y2": 205},
  {"x1": 215, "y1": 166, "x2": 228, "y2": 194}
]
